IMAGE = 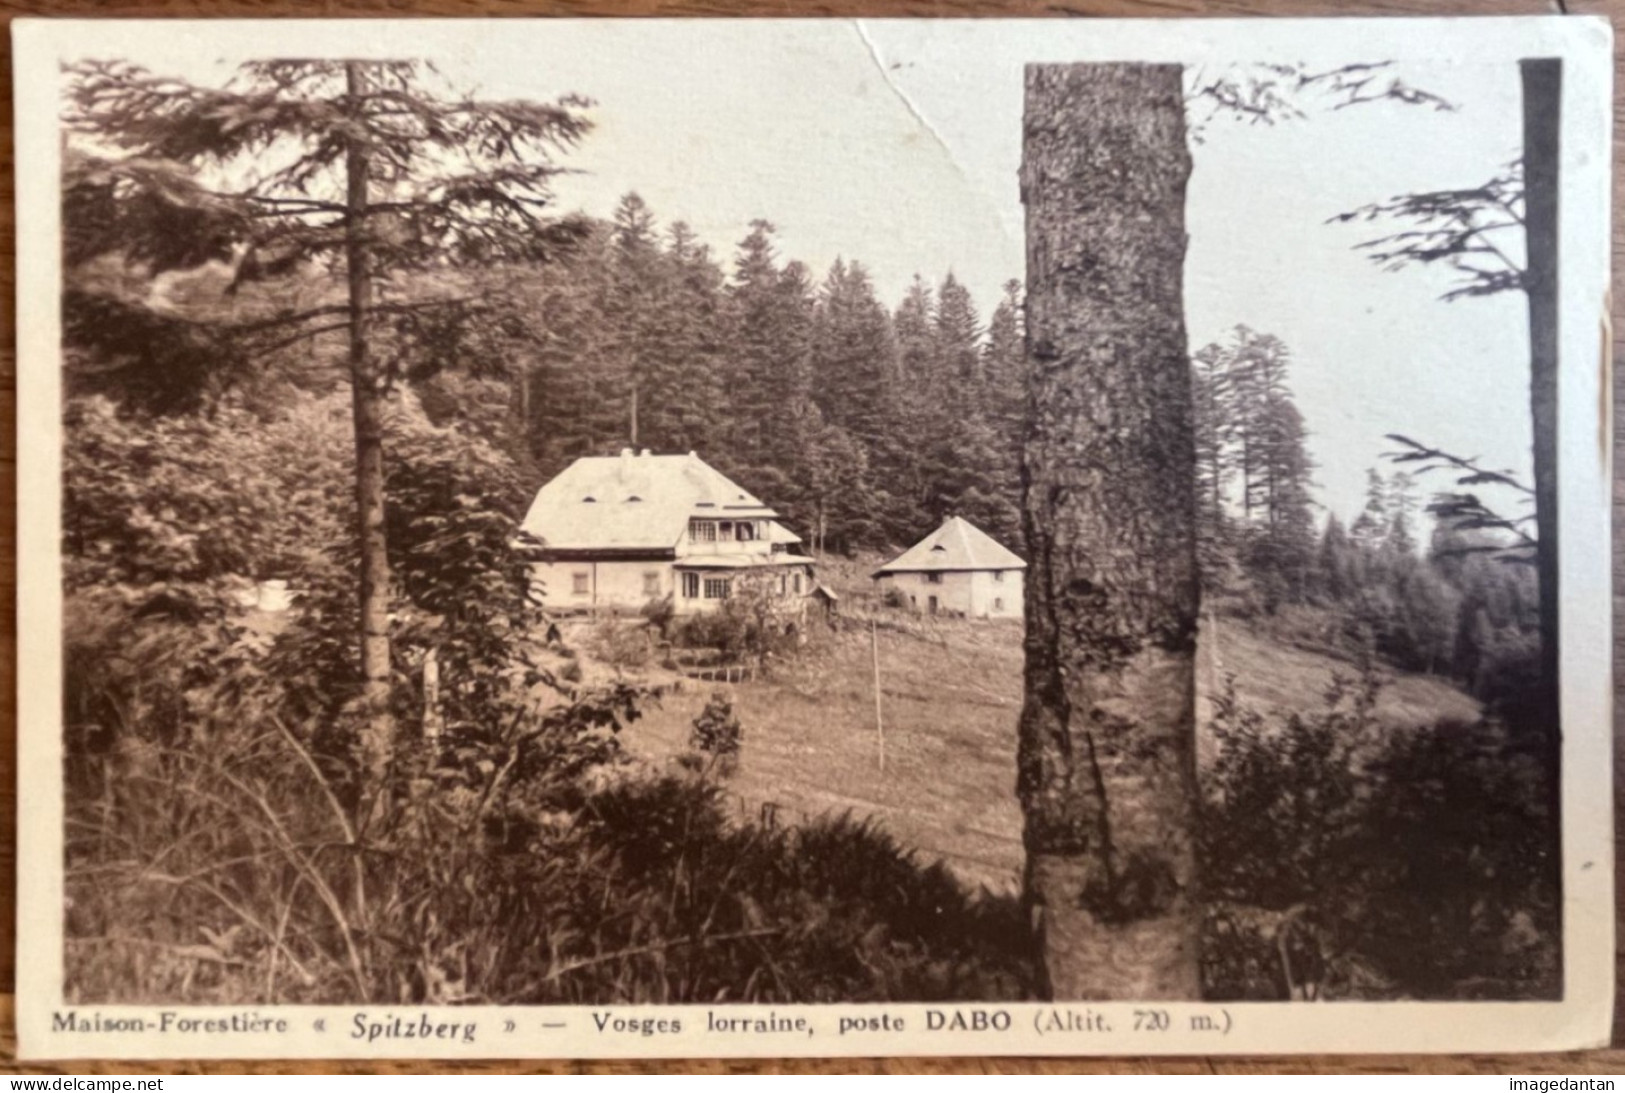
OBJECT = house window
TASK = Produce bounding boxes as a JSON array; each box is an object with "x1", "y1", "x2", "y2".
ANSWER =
[
  {"x1": 683, "y1": 572, "x2": 700, "y2": 599},
  {"x1": 793, "y1": 574, "x2": 802, "y2": 594},
  {"x1": 928, "y1": 595, "x2": 939, "y2": 614},
  {"x1": 718, "y1": 521, "x2": 733, "y2": 539},
  {"x1": 689, "y1": 519, "x2": 716, "y2": 543},
  {"x1": 779, "y1": 575, "x2": 787, "y2": 595},
  {"x1": 704, "y1": 578, "x2": 731, "y2": 600},
  {"x1": 736, "y1": 522, "x2": 756, "y2": 542},
  {"x1": 572, "y1": 572, "x2": 590, "y2": 596},
  {"x1": 926, "y1": 572, "x2": 944, "y2": 584},
  {"x1": 643, "y1": 571, "x2": 661, "y2": 597},
  {"x1": 994, "y1": 598, "x2": 1005, "y2": 611},
  {"x1": 993, "y1": 570, "x2": 1006, "y2": 583}
]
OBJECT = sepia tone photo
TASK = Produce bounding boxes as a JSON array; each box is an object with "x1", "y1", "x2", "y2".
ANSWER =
[{"x1": 13, "y1": 16, "x2": 1614, "y2": 1058}]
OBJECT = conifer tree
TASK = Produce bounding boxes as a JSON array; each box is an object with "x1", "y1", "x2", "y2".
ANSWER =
[
  {"x1": 603, "y1": 193, "x2": 665, "y2": 449},
  {"x1": 651, "y1": 220, "x2": 728, "y2": 455},
  {"x1": 810, "y1": 259, "x2": 900, "y2": 550},
  {"x1": 1190, "y1": 340, "x2": 1237, "y2": 586},
  {"x1": 1316, "y1": 513, "x2": 1354, "y2": 601},
  {"x1": 932, "y1": 274, "x2": 1016, "y2": 542},
  {"x1": 981, "y1": 280, "x2": 1028, "y2": 543},
  {"x1": 65, "y1": 58, "x2": 590, "y2": 794},
  {"x1": 1386, "y1": 471, "x2": 1419, "y2": 557},
  {"x1": 725, "y1": 219, "x2": 786, "y2": 468}
]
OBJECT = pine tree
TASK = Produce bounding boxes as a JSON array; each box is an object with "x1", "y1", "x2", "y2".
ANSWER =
[
  {"x1": 1351, "y1": 468, "x2": 1391, "y2": 551},
  {"x1": 716, "y1": 223, "x2": 821, "y2": 538},
  {"x1": 981, "y1": 279, "x2": 1028, "y2": 547},
  {"x1": 889, "y1": 276, "x2": 938, "y2": 536},
  {"x1": 809, "y1": 259, "x2": 900, "y2": 551},
  {"x1": 1386, "y1": 471, "x2": 1419, "y2": 556},
  {"x1": 65, "y1": 58, "x2": 590, "y2": 793},
  {"x1": 1193, "y1": 325, "x2": 1315, "y2": 602},
  {"x1": 1316, "y1": 513, "x2": 1354, "y2": 601},
  {"x1": 603, "y1": 192, "x2": 665, "y2": 449},
  {"x1": 724, "y1": 219, "x2": 784, "y2": 467},
  {"x1": 1248, "y1": 396, "x2": 1318, "y2": 600},
  {"x1": 649, "y1": 220, "x2": 728, "y2": 456},
  {"x1": 932, "y1": 274, "x2": 1016, "y2": 542},
  {"x1": 1190, "y1": 340, "x2": 1237, "y2": 588}
]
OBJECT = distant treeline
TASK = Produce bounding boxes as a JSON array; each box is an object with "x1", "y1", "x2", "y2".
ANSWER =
[
  {"x1": 1190, "y1": 325, "x2": 1540, "y2": 723},
  {"x1": 511, "y1": 194, "x2": 1025, "y2": 555}
]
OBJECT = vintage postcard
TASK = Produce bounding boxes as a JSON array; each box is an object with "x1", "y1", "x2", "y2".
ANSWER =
[{"x1": 12, "y1": 16, "x2": 1615, "y2": 1059}]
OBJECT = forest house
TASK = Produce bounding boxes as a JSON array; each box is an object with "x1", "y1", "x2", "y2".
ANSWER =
[
  {"x1": 516, "y1": 449, "x2": 816, "y2": 615},
  {"x1": 872, "y1": 516, "x2": 1026, "y2": 619}
]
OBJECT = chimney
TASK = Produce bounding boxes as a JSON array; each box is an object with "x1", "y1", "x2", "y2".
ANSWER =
[
  {"x1": 620, "y1": 447, "x2": 634, "y2": 460},
  {"x1": 639, "y1": 448, "x2": 651, "y2": 457}
]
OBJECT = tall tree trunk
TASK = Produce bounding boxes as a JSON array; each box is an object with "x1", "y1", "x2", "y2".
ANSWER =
[
  {"x1": 345, "y1": 61, "x2": 395, "y2": 790},
  {"x1": 1018, "y1": 63, "x2": 1202, "y2": 1000},
  {"x1": 1520, "y1": 55, "x2": 1563, "y2": 977}
]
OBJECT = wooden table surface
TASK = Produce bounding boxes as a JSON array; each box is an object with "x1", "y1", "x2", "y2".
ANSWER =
[{"x1": 0, "y1": 0, "x2": 1618, "y2": 1075}]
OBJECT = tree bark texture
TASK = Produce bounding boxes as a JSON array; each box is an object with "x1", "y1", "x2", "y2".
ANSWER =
[
  {"x1": 1519, "y1": 55, "x2": 1564, "y2": 979},
  {"x1": 1018, "y1": 63, "x2": 1202, "y2": 1000},
  {"x1": 346, "y1": 61, "x2": 396, "y2": 789}
]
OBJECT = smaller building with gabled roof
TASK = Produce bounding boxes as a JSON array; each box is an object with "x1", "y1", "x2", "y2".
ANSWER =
[{"x1": 872, "y1": 516, "x2": 1025, "y2": 620}]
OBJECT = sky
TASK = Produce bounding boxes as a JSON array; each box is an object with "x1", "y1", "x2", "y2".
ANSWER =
[{"x1": 63, "y1": 21, "x2": 1535, "y2": 527}]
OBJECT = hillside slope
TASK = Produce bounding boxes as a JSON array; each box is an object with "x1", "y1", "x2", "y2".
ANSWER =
[{"x1": 623, "y1": 605, "x2": 1482, "y2": 895}]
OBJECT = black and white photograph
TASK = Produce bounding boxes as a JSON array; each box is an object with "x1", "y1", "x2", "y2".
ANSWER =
[{"x1": 12, "y1": 16, "x2": 1614, "y2": 1058}]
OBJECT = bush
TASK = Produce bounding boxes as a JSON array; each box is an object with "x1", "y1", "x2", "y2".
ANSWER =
[
  {"x1": 66, "y1": 719, "x2": 1034, "y2": 1004},
  {"x1": 588, "y1": 618, "x2": 651, "y2": 674},
  {"x1": 689, "y1": 691, "x2": 743, "y2": 775},
  {"x1": 1200, "y1": 659, "x2": 1559, "y2": 1001},
  {"x1": 670, "y1": 590, "x2": 798, "y2": 664},
  {"x1": 569, "y1": 776, "x2": 1033, "y2": 1003},
  {"x1": 640, "y1": 594, "x2": 675, "y2": 638}
]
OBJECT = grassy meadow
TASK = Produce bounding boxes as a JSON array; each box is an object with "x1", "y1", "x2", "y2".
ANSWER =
[{"x1": 600, "y1": 557, "x2": 1483, "y2": 896}]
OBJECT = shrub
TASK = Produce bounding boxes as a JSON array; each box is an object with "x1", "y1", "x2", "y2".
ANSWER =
[
  {"x1": 570, "y1": 776, "x2": 1034, "y2": 1003},
  {"x1": 66, "y1": 723, "x2": 1034, "y2": 1004},
  {"x1": 1200, "y1": 658, "x2": 1559, "y2": 1001},
  {"x1": 670, "y1": 590, "x2": 797, "y2": 664},
  {"x1": 588, "y1": 618, "x2": 651, "y2": 674},
  {"x1": 689, "y1": 691, "x2": 743, "y2": 775},
  {"x1": 640, "y1": 594, "x2": 675, "y2": 639}
]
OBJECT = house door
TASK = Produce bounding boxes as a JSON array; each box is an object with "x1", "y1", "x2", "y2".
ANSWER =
[{"x1": 927, "y1": 595, "x2": 938, "y2": 615}]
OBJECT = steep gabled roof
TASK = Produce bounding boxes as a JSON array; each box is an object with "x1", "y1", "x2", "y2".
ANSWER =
[
  {"x1": 873, "y1": 516, "x2": 1026, "y2": 575},
  {"x1": 519, "y1": 450, "x2": 777, "y2": 552}
]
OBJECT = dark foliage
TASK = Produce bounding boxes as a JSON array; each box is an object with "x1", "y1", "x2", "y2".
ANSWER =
[
  {"x1": 515, "y1": 201, "x2": 1024, "y2": 558},
  {"x1": 689, "y1": 692, "x2": 743, "y2": 772},
  {"x1": 1201, "y1": 662, "x2": 1559, "y2": 1001}
]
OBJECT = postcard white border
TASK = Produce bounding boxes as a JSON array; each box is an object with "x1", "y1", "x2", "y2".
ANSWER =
[{"x1": 12, "y1": 14, "x2": 1615, "y2": 1059}]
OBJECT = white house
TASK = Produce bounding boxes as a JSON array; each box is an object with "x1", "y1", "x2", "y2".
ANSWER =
[
  {"x1": 516, "y1": 449, "x2": 816, "y2": 615},
  {"x1": 872, "y1": 516, "x2": 1025, "y2": 619}
]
